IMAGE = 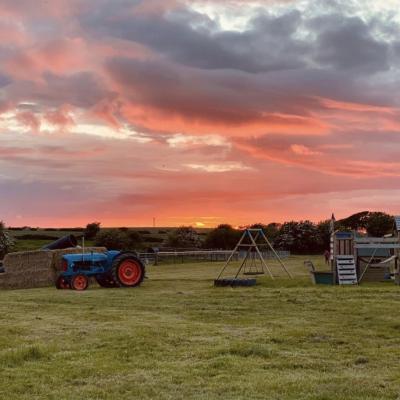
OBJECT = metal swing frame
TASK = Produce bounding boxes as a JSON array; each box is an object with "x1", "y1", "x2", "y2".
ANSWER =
[{"x1": 215, "y1": 228, "x2": 292, "y2": 284}]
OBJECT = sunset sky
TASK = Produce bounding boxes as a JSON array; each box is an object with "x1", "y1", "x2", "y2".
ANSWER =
[{"x1": 1, "y1": 0, "x2": 400, "y2": 227}]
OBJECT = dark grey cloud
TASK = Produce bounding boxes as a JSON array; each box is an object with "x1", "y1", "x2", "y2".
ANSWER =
[
  {"x1": 393, "y1": 41, "x2": 400, "y2": 58},
  {"x1": 106, "y1": 55, "x2": 395, "y2": 129},
  {"x1": 80, "y1": 2, "x2": 400, "y2": 79},
  {"x1": 311, "y1": 15, "x2": 390, "y2": 73},
  {"x1": 82, "y1": 7, "x2": 310, "y2": 73},
  {"x1": 107, "y1": 56, "x2": 346, "y2": 126}
]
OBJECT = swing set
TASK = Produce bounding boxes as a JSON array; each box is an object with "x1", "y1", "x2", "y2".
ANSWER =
[{"x1": 214, "y1": 228, "x2": 292, "y2": 287}]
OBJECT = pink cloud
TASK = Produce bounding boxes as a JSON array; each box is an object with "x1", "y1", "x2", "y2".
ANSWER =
[
  {"x1": 16, "y1": 111, "x2": 41, "y2": 132},
  {"x1": 0, "y1": 0, "x2": 400, "y2": 227},
  {"x1": 5, "y1": 38, "x2": 90, "y2": 80},
  {"x1": 44, "y1": 106, "x2": 75, "y2": 129}
]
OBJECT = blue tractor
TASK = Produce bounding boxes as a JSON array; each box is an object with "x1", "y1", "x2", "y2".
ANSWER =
[{"x1": 56, "y1": 250, "x2": 145, "y2": 291}]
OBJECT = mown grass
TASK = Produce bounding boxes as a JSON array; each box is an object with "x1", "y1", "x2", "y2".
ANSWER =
[{"x1": 0, "y1": 256, "x2": 399, "y2": 399}]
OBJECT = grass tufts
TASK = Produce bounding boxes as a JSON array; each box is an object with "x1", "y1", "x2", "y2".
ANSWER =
[{"x1": 1, "y1": 345, "x2": 50, "y2": 368}]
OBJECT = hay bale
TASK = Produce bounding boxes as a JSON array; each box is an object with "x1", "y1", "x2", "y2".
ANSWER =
[
  {"x1": 0, "y1": 247, "x2": 107, "y2": 290},
  {"x1": 0, "y1": 250, "x2": 54, "y2": 289}
]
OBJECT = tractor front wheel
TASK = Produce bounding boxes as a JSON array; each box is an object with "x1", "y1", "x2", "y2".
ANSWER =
[
  {"x1": 56, "y1": 276, "x2": 70, "y2": 289},
  {"x1": 71, "y1": 274, "x2": 89, "y2": 291},
  {"x1": 111, "y1": 253, "x2": 145, "y2": 287}
]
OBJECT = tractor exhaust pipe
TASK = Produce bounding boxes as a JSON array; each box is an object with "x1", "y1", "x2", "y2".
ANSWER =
[{"x1": 42, "y1": 234, "x2": 78, "y2": 250}]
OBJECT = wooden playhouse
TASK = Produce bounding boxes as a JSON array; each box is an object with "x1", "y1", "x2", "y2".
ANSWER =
[{"x1": 331, "y1": 217, "x2": 400, "y2": 285}]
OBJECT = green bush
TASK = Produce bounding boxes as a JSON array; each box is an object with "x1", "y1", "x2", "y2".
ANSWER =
[
  {"x1": 0, "y1": 221, "x2": 14, "y2": 258},
  {"x1": 84, "y1": 222, "x2": 101, "y2": 240},
  {"x1": 146, "y1": 237, "x2": 164, "y2": 243},
  {"x1": 94, "y1": 229, "x2": 142, "y2": 250},
  {"x1": 274, "y1": 221, "x2": 323, "y2": 254},
  {"x1": 166, "y1": 226, "x2": 202, "y2": 248},
  {"x1": 204, "y1": 224, "x2": 241, "y2": 250}
]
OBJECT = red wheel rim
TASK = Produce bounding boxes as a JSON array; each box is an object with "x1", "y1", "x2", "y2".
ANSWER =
[
  {"x1": 118, "y1": 260, "x2": 142, "y2": 286},
  {"x1": 73, "y1": 275, "x2": 87, "y2": 290}
]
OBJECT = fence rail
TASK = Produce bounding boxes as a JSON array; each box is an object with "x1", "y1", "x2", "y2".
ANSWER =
[{"x1": 139, "y1": 250, "x2": 290, "y2": 265}]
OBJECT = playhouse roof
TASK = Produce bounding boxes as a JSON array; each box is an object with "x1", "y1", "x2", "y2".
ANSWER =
[{"x1": 395, "y1": 216, "x2": 400, "y2": 231}]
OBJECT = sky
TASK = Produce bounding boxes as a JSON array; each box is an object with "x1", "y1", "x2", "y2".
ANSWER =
[{"x1": 0, "y1": 0, "x2": 400, "y2": 227}]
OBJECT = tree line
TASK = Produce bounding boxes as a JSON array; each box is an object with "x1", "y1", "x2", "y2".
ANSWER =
[
  {"x1": 89, "y1": 211, "x2": 396, "y2": 255},
  {"x1": 157, "y1": 211, "x2": 395, "y2": 254},
  {"x1": 0, "y1": 211, "x2": 396, "y2": 257}
]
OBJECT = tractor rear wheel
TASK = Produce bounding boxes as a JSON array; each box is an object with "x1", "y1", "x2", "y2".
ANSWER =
[
  {"x1": 56, "y1": 276, "x2": 70, "y2": 289},
  {"x1": 71, "y1": 274, "x2": 89, "y2": 291},
  {"x1": 111, "y1": 253, "x2": 145, "y2": 287},
  {"x1": 95, "y1": 274, "x2": 119, "y2": 288}
]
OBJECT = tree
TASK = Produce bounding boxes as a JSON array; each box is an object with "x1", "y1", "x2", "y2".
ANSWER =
[
  {"x1": 249, "y1": 222, "x2": 281, "y2": 243},
  {"x1": 336, "y1": 211, "x2": 394, "y2": 236},
  {"x1": 166, "y1": 226, "x2": 202, "y2": 248},
  {"x1": 274, "y1": 220, "x2": 323, "y2": 254},
  {"x1": 337, "y1": 211, "x2": 370, "y2": 232},
  {"x1": 94, "y1": 229, "x2": 142, "y2": 250},
  {"x1": 204, "y1": 224, "x2": 241, "y2": 249},
  {"x1": 0, "y1": 221, "x2": 14, "y2": 258},
  {"x1": 84, "y1": 222, "x2": 101, "y2": 240},
  {"x1": 317, "y1": 220, "x2": 332, "y2": 251},
  {"x1": 366, "y1": 212, "x2": 394, "y2": 237}
]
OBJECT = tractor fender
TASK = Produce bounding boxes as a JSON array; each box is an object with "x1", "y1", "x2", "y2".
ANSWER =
[{"x1": 105, "y1": 250, "x2": 123, "y2": 265}]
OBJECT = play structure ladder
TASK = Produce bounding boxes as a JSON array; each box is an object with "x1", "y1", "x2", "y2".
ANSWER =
[{"x1": 336, "y1": 255, "x2": 358, "y2": 285}]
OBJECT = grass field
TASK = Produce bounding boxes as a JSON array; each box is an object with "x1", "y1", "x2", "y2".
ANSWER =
[{"x1": 1, "y1": 255, "x2": 400, "y2": 399}]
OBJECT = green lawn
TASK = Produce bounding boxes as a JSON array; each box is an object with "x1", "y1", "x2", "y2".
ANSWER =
[{"x1": 0, "y1": 255, "x2": 399, "y2": 399}]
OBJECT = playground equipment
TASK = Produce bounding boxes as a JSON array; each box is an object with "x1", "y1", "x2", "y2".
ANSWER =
[
  {"x1": 57, "y1": 251, "x2": 145, "y2": 290},
  {"x1": 330, "y1": 216, "x2": 400, "y2": 285},
  {"x1": 243, "y1": 252, "x2": 265, "y2": 276},
  {"x1": 214, "y1": 228, "x2": 292, "y2": 287},
  {"x1": 304, "y1": 260, "x2": 333, "y2": 284}
]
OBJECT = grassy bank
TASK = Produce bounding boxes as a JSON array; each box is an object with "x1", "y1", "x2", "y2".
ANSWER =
[{"x1": 0, "y1": 256, "x2": 399, "y2": 399}]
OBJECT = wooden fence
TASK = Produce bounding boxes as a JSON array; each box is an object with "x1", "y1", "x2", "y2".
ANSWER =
[{"x1": 139, "y1": 250, "x2": 290, "y2": 265}]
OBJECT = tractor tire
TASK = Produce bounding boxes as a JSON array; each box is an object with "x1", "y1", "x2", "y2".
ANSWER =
[
  {"x1": 111, "y1": 252, "x2": 145, "y2": 288},
  {"x1": 95, "y1": 274, "x2": 120, "y2": 288},
  {"x1": 56, "y1": 276, "x2": 71, "y2": 289},
  {"x1": 71, "y1": 274, "x2": 89, "y2": 291}
]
